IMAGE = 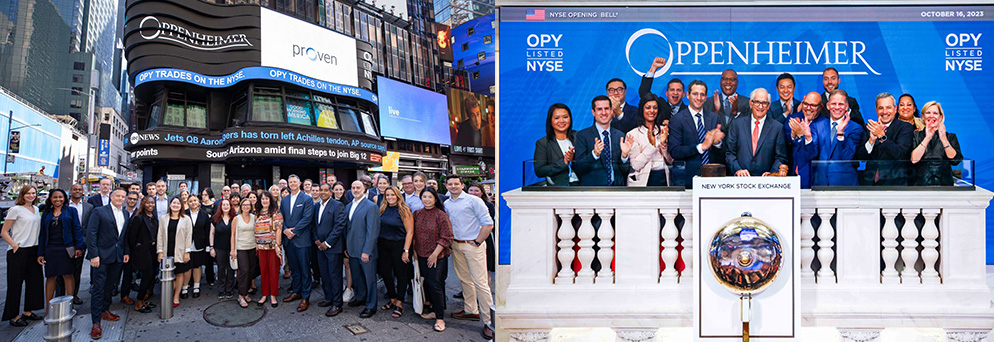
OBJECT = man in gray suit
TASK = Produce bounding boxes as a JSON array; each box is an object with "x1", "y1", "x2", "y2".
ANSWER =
[
  {"x1": 345, "y1": 180, "x2": 380, "y2": 318},
  {"x1": 59, "y1": 183, "x2": 94, "y2": 305}
]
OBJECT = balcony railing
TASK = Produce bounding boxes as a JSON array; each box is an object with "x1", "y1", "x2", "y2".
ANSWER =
[{"x1": 497, "y1": 183, "x2": 994, "y2": 342}]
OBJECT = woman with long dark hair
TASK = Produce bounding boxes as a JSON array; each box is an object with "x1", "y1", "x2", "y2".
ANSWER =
[
  {"x1": 466, "y1": 183, "x2": 496, "y2": 274},
  {"x1": 377, "y1": 187, "x2": 414, "y2": 318},
  {"x1": 254, "y1": 192, "x2": 282, "y2": 307},
  {"x1": 533, "y1": 103, "x2": 578, "y2": 186},
  {"x1": 210, "y1": 199, "x2": 236, "y2": 299},
  {"x1": 898, "y1": 94, "x2": 925, "y2": 132},
  {"x1": 36, "y1": 189, "x2": 83, "y2": 316},
  {"x1": 157, "y1": 196, "x2": 193, "y2": 308},
  {"x1": 1, "y1": 185, "x2": 43, "y2": 326},
  {"x1": 186, "y1": 195, "x2": 210, "y2": 299},
  {"x1": 412, "y1": 187, "x2": 453, "y2": 331},
  {"x1": 626, "y1": 94, "x2": 673, "y2": 186},
  {"x1": 126, "y1": 196, "x2": 158, "y2": 312}
]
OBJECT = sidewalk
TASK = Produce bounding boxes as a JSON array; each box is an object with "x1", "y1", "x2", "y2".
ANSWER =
[{"x1": 0, "y1": 240, "x2": 491, "y2": 342}]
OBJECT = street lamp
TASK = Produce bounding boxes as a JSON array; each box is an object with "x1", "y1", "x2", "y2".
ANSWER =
[
  {"x1": 3, "y1": 113, "x2": 42, "y2": 173},
  {"x1": 56, "y1": 87, "x2": 96, "y2": 189}
]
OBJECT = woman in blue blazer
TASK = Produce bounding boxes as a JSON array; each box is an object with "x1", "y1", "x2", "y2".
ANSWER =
[{"x1": 37, "y1": 189, "x2": 84, "y2": 315}]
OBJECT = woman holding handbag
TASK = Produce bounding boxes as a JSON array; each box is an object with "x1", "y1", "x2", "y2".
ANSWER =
[
  {"x1": 36, "y1": 189, "x2": 84, "y2": 317},
  {"x1": 412, "y1": 187, "x2": 454, "y2": 332}
]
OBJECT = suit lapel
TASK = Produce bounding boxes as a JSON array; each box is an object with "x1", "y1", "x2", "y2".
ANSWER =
[{"x1": 754, "y1": 117, "x2": 777, "y2": 155}]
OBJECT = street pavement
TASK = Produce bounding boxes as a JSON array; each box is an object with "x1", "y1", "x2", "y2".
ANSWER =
[{"x1": 0, "y1": 240, "x2": 492, "y2": 342}]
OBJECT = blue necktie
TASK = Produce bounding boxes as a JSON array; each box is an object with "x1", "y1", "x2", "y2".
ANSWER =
[
  {"x1": 831, "y1": 121, "x2": 839, "y2": 148},
  {"x1": 696, "y1": 113, "x2": 709, "y2": 165},
  {"x1": 602, "y1": 130, "x2": 613, "y2": 185}
]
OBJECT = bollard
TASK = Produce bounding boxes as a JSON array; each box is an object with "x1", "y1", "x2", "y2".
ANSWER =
[
  {"x1": 43, "y1": 296, "x2": 75, "y2": 342},
  {"x1": 160, "y1": 257, "x2": 176, "y2": 319},
  {"x1": 487, "y1": 304, "x2": 496, "y2": 341}
]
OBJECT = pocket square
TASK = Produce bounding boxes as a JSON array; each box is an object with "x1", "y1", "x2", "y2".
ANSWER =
[{"x1": 296, "y1": 204, "x2": 303, "y2": 207}]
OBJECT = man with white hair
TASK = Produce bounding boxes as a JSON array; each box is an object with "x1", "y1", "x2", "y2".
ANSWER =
[
  {"x1": 240, "y1": 184, "x2": 252, "y2": 198},
  {"x1": 724, "y1": 88, "x2": 788, "y2": 176}
]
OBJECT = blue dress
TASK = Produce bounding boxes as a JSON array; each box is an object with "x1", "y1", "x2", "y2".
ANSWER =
[{"x1": 43, "y1": 214, "x2": 73, "y2": 277}]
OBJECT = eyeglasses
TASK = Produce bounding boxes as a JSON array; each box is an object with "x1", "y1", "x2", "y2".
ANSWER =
[
  {"x1": 801, "y1": 102, "x2": 820, "y2": 107},
  {"x1": 751, "y1": 100, "x2": 770, "y2": 107},
  {"x1": 606, "y1": 87, "x2": 626, "y2": 94}
]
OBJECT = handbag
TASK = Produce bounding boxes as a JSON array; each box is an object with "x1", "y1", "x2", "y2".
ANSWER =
[
  {"x1": 230, "y1": 255, "x2": 238, "y2": 270},
  {"x1": 411, "y1": 252, "x2": 425, "y2": 314}
]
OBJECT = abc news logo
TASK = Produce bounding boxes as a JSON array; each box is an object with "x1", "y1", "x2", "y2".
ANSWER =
[{"x1": 945, "y1": 33, "x2": 982, "y2": 71}]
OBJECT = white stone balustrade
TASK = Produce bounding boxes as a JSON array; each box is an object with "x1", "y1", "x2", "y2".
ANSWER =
[{"x1": 499, "y1": 188, "x2": 994, "y2": 341}]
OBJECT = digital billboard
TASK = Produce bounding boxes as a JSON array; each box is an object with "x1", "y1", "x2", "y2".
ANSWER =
[
  {"x1": 448, "y1": 88, "x2": 495, "y2": 156},
  {"x1": 376, "y1": 76, "x2": 450, "y2": 145},
  {"x1": 497, "y1": 5, "x2": 994, "y2": 265},
  {"x1": 260, "y1": 8, "x2": 359, "y2": 87}
]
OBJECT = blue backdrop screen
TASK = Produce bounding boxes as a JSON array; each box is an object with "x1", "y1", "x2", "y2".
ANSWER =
[
  {"x1": 377, "y1": 76, "x2": 450, "y2": 145},
  {"x1": 497, "y1": 5, "x2": 994, "y2": 265}
]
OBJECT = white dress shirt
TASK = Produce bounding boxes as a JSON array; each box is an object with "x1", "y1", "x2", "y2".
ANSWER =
[
  {"x1": 112, "y1": 205, "x2": 126, "y2": 236},
  {"x1": 348, "y1": 195, "x2": 363, "y2": 220},
  {"x1": 69, "y1": 198, "x2": 84, "y2": 225},
  {"x1": 288, "y1": 191, "x2": 300, "y2": 217}
]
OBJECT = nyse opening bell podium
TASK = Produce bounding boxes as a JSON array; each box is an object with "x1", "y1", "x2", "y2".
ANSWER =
[{"x1": 497, "y1": 3, "x2": 994, "y2": 342}]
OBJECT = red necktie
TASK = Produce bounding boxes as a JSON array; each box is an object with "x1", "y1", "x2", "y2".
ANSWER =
[{"x1": 752, "y1": 120, "x2": 760, "y2": 156}]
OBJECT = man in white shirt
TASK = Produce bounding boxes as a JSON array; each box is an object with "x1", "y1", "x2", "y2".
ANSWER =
[
  {"x1": 443, "y1": 176, "x2": 495, "y2": 339},
  {"x1": 87, "y1": 177, "x2": 113, "y2": 207},
  {"x1": 86, "y1": 189, "x2": 130, "y2": 339},
  {"x1": 154, "y1": 180, "x2": 169, "y2": 219},
  {"x1": 59, "y1": 184, "x2": 94, "y2": 304}
]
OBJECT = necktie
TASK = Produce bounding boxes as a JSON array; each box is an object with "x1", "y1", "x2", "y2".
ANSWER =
[
  {"x1": 723, "y1": 96, "x2": 731, "y2": 116},
  {"x1": 696, "y1": 113, "x2": 709, "y2": 165},
  {"x1": 602, "y1": 130, "x2": 613, "y2": 184},
  {"x1": 752, "y1": 120, "x2": 760, "y2": 156},
  {"x1": 831, "y1": 121, "x2": 839, "y2": 148}
]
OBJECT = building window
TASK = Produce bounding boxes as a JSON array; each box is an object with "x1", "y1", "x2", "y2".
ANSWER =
[
  {"x1": 484, "y1": 35, "x2": 492, "y2": 44},
  {"x1": 457, "y1": 59, "x2": 464, "y2": 69},
  {"x1": 104, "y1": 113, "x2": 110, "y2": 121},
  {"x1": 252, "y1": 96, "x2": 284, "y2": 122},
  {"x1": 477, "y1": 52, "x2": 486, "y2": 61},
  {"x1": 73, "y1": 62, "x2": 85, "y2": 70},
  {"x1": 461, "y1": 42, "x2": 468, "y2": 51},
  {"x1": 72, "y1": 74, "x2": 84, "y2": 83},
  {"x1": 70, "y1": 99, "x2": 83, "y2": 109},
  {"x1": 472, "y1": 71, "x2": 480, "y2": 79},
  {"x1": 72, "y1": 87, "x2": 84, "y2": 95},
  {"x1": 336, "y1": 107, "x2": 361, "y2": 132},
  {"x1": 467, "y1": 27, "x2": 475, "y2": 35}
]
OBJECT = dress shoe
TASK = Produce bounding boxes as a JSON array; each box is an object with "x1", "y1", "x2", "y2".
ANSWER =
[
  {"x1": 324, "y1": 306, "x2": 342, "y2": 317},
  {"x1": 317, "y1": 300, "x2": 333, "y2": 307},
  {"x1": 347, "y1": 300, "x2": 365, "y2": 308},
  {"x1": 450, "y1": 311, "x2": 480, "y2": 321},
  {"x1": 296, "y1": 299, "x2": 309, "y2": 312},
  {"x1": 72, "y1": 297, "x2": 83, "y2": 305},
  {"x1": 122, "y1": 296, "x2": 135, "y2": 305},
  {"x1": 180, "y1": 291, "x2": 188, "y2": 299},
  {"x1": 90, "y1": 323, "x2": 102, "y2": 339},
  {"x1": 283, "y1": 293, "x2": 302, "y2": 302},
  {"x1": 101, "y1": 311, "x2": 120, "y2": 322},
  {"x1": 482, "y1": 325, "x2": 494, "y2": 340},
  {"x1": 359, "y1": 308, "x2": 376, "y2": 318},
  {"x1": 192, "y1": 288, "x2": 201, "y2": 298},
  {"x1": 8, "y1": 318, "x2": 27, "y2": 327}
]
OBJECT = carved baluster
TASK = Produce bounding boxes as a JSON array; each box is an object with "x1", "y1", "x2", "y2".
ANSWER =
[
  {"x1": 596, "y1": 208, "x2": 615, "y2": 284},
  {"x1": 880, "y1": 209, "x2": 900, "y2": 284},
  {"x1": 920, "y1": 209, "x2": 941, "y2": 284},
  {"x1": 554, "y1": 210, "x2": 576, "y2": 284},
  {"x1": 659, "y1": 211, "x2": 679, "y2": 282},
  {"x1": 574, "y1": 210, "x2": 597, "y2": 284},
  {"x1": 899, "y1": 209, "x2": 921, "y2": 284},
  {"x1": 680, "y1": 211, "x2": 693, "y2": 283},
  {"x1": 816, "y1": 210, "x2": 836, "y2": 283},
  {"x1": 800, "y1": 210, "x2": 816, "y2": 283}
]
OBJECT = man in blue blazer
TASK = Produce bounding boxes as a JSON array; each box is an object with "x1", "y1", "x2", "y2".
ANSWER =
[
  {"x1": 796, "y1": 89, "x2": 864, "y2": 187},
  {"x1": 573, "y1": 95, "x2": 632, "y2": 186},
  {"x1": 669, "y1": 80, "x2": 726, "y2": 188},
  {"x1": 313, "y1": 183, "x2": 347, "y2": 317},
  {"x1": 769, "y1": 73, "x2": 802, "y2": 123},
  {"x1": 87, "y1": 177, "x2": 113, "y2": 208},
  {"x1": 784, "y1": 92, "x2": 827, "y2": 188},
  {"x1": 280, "y1": 174, "x2": 315, "y2": 312},
  {"x1": 725, "y1": 88, "x2": 788, "y2": 176},
  {"x1": 344, "y1": 180, "x2": 380, "y2": 318},
  {"x1": 86, "y1": 189, "x2": 129, "y2": 340},
  {"x1": 606, "y1": 78, "x2": 639, "y2": 133}
]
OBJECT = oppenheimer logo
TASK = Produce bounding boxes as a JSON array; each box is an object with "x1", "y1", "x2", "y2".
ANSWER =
[
  {"x1": 139, "y1": 16, "x2": 253, "y2": 51},
  {"x1": 293, "y1": 45, "x2": 339, "y2": 65},
  {"x1": 625, "y1": 28, "x2": 882, "y2": 77}
]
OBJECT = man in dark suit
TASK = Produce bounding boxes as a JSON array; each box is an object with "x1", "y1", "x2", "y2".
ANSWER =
[
  {"x1": 313, "y1": 183, "x2": 348, "y2": 317},
  {"x1": 345, "y1": 175, "x2": 379, "y2": 202},
  {"x1": 796, "y1": 89, "x2": 864, "y2": 186},
  {"x1": 707, "y1": 69, "x2": 751, "y2": 130},
  {"x1": 669, "y1": 80, "x2": 726, "y2": 188},
  {"x1": 345, "y1": 180, "x2": 380, "y2": 318},
  {"x1": 573, "y1": 95, "x2": 632, "y2": 186},
  {"x1": 855, "y1": 93, "x2": 915, "y2": 185},
  {"x1": 87, "y1": 177, "x2": 113, "y2": 207},
  {"x1": 725, "y1": 88, "x2": 788, "y2": 176},
  {"x1": 638, "y1": 57, "x2": 686, "y2": 123},
  {"x1": 606, "y1": 78, "x2": 639, "y2": 133},
  {"x1": 769, "y1": 73, "x2": 802, "y2": 123},
  {"x1": 785, "y1": 92, "x2": 827, "y2": 188},
  {"x1": 280, "y1": 174, "x2": 315, "y2": 312},
  {"x1": 86, "y1": 188, "x2": 130, "y2": 340},
  {"x1": 60, "y1": 183, "x2": 93, "y2": 305},
  {"x1": 820, "y1": 67, "x2": 865, "y2": 128}
]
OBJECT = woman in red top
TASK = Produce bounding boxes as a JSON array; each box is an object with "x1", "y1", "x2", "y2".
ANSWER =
[
  {"x1": 412, "y1": 187, "x2": 454, "y2": 332},
  {"x1": 254, "y1": 192, "x2": 283, "y2": 307}
]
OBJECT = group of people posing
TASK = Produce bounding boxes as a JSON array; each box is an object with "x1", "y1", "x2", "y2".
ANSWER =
[
  {"x1": 535, "y1": 57, "x2": 964, "y2": 188},
  {"x1": 3, "y1": 172, "x2": 496, "y2": 340}
]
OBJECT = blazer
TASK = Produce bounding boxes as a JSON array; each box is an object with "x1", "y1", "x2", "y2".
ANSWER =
[
  {"x1": 725, "y1": 115, "x2": 788, "y2": 176},
  {"x1": 854, "y1": 120, "x2": 915, "y2": 185},
  {"x1": 345, "y1": 198, "x2": 380, "y2": 258},
  {"x1": 668, "y1": 107, "x2": 724, "y2": 187},
  {"x1": 38, "y1": 206, "x2": 84, "y2": 256},
  {"x1": 820, "y1": 93, "x2": 865, "y2": 128},
  {"x1": 769, "y1": 98, "x2": 802, "y2": 123},
  {"x1": 707, "y1": 93, "x2": 751, "y2": 127},
  {"x1": 573, "y1": 125, "x2": 631, "y2": 186},
  {"x1": 610, "y1": 103, "x2": 640, "y2": 134},
  {"x1": 156, "y1": 214, "x2": 193, "y2": 260},
  {"x1": 911, "y1": 131, "x2": 963, "y2": 186},
  {"x1": 797, "y1": 117, "x2": 864, "y2": 186},
  {"x1": 626, "y1": 125, "x2": 673, "y2": 186},
  {"x1": 345, "y1": 188, "x2": 379, "y2": 202},
  {"x1": 637, "y1": 75, "x2": 686, "y2": 122},
  {"x1": 280, "y1": 191, "x2": 315, "y2": 248},
  {"x1": 187, "y1": 209, "x2": 211, "y2": 250},
  {"x1": 86, "y1": 204, "x2": 131, "y2": 263},
  {"x1": 125, "y1": 214, "x2": 158, "y2": 270},
  {"x1": 533, "y1": 134, "x2": 575, "y2": 186},
  {"x1": 314, "y1": 199, "x2": 348, "y2": 253},
  {"x1": 87, "y1": 193, "x2": 109, "y2": 208}
]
